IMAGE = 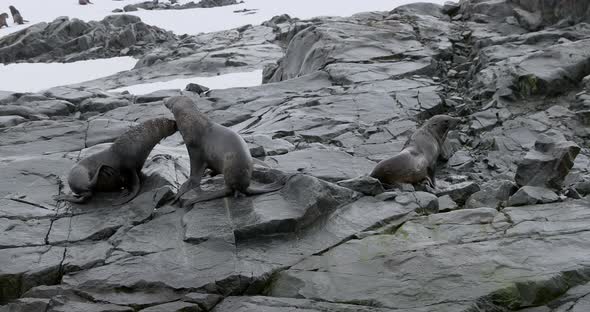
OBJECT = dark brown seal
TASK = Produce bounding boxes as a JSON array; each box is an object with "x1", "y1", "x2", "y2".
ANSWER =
[
  {"x1": 8, "y1": 6, "x2": 26, "y2": 25},
  {"x1": 55, "y1": 118, "x2": 177, "y2": 205},
  {"x1": 370, "y1": 115, "x2": 460, "y2": 188},
  {"x1": 0, "y1": 13, "x2": 8, "y2": 28},
  {"x1": 79, "y1": 0, "x2": 93, "y2": 5},
  {"x1": 165, "y1": 96, "x2": 287, "y2": 205}
]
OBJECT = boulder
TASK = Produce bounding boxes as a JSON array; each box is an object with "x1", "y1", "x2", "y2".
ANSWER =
[
  {"x1": 515, "y1": 137, "x2": 581, "y2": 189},
  {"x1": 507, "y1": 186, "x2": 560, "y2": 206}
]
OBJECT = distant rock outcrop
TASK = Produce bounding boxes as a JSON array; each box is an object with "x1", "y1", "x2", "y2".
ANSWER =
[{"x1": 0, "y1": 15, "x2": 177, "y2": 63}]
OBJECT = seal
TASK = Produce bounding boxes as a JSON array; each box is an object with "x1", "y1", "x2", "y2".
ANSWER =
[
  {"x1": 0, "y1": 13, "x2": 8, "y2": 28},
  {"x1": 164, "y1": 96, "x2": 287, "y2": 205},
  {"x1": 370, "y1": 115, "x2": 460, "y2": 188},
  {"x1": 79, "y1": 0, "x2": 93, "y2": 5},
  {"x1": 8, "y1": 6, "x2": 26, "y2": 25},
  {"x1": 55, "y1": 117, "x2": 177, "y2": 205}
]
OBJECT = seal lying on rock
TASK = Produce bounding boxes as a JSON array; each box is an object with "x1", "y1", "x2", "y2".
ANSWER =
[
  {"x1": 165, "y1": 96, "x2": 287, "y2": 205},
  {"x1": 0, "y1": 13, "x2": 8, "y2": 28},
  {"x1": 55, "y1": 118, "x2": 177, "y2": 205},
  {"x1": 9, "y1": 6, "x2": 26, "y2": 24},
  {"x1": 370, "y1": 115, "x2": 460, "y2": 188}
]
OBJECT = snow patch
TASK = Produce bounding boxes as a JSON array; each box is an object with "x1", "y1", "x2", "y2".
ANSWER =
[
  {"x1": 0, "y1": 57, "x2": 137, "y2": 93},
  {"x1": 109, "y1": 69, "x2": 263, "y2": 95}
]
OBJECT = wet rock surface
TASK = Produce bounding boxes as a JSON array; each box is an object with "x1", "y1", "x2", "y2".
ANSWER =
[{"x1": 2, "y1": 1, "x2": 590, "y2": 311}]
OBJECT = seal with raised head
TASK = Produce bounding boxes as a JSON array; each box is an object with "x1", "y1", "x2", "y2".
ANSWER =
[
  {"x1": 8, "y1": 6, "x2": 26, "y2": 25},
  {"x1": 55, "y1": 117, "x2": 177, "y2": 205},
  {"x1": 165, "y1": 96, "x2": 287, "y2": 205},
  {"x1": 0, "y1": 13, "x2": 8, "y2": 28},
  {"x1": 370, "y1": 115, "x2": 460, "y2": 188}
]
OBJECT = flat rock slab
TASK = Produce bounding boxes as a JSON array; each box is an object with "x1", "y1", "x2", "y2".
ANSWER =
[
  {"x1": 268, "y1": 149, "x2": 376, "y2": 182},
  {"x1": 269, "y1": 199, "x2": 590, "y2": 311}
]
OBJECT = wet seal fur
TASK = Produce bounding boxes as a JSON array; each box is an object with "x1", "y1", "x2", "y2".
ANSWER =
[
  {"x1": 165, "y1": 96, "x2": 288, "y2": 205},
  {"x1": 55, "y1": 118, "x2": 177, "y2": 205},
  {"x1": 9, "y1": 6, "x2": 26, "y2": 25},
  {"x1": 370, "y1": 115, "x2": 460, "y2": 188},
  {"x1": 0, "y1": 13, "x2": 8, "y2": 28}
]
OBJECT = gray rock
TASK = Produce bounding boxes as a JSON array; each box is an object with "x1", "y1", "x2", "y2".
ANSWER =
[
  {"x1": 139, "y1": 301, "x2": 200, "y2": 312},
  {"x1": 184, "y1": 83, "x2": 210, "y2": 95},
  {"x1": 0, "y1": 15, "x2": 176, "y2": 63},
  {"x1": 395, "y1": 192, "x2": 439, "y2": 215},
  {"x1": 183, "y1": 292, "x2": 222, "y2": 310},
  {"x1": 269, "y1": 200, "x2": 590, "y2": 310},
  {"x1": 508, "y1": 186, "x2": 560, "y2": 206},
  {"x1": 336, "y1": 176, "x2": 385, "y2": 196},
  {"x1": 438, "y1": 195, "x2": 458, "y2": 212},
  {"x1": 465, "y1": 180, "x2": 518, "y2": 209},
  {"x1": 513, "y1": 7, "x2": 543, "y2": 31},
  {"x1": 79, "y1": 98, "x2": 131, "y2": 114},
  {"x1": 515, "y1": 137, "x2": 581, "y2": 189},
  {"x1": 435, "y1": 181, "x2": 481, "y2": 205},
  {"x1": 442, "y1": 1, "x2": 460, "y2": 16},
  {"x1": 0, "y1": 115, "x2": 27, "y2": 128}
]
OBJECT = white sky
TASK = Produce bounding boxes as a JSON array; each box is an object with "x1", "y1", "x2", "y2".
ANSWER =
[{"x1": 0, "y1": 0, "x2": 449, "y2": 93}]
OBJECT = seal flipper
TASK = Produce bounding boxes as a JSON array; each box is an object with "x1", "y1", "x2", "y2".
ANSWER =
[
  {"x1": 54, "y1": 192, "x2": 92, "y2": 203},
  {"x1": 112, "y1": 170, "x2": 141, "y2": 206},
  {"x1": 244, "y1": 174, "x2": 293, "y2": 195}
]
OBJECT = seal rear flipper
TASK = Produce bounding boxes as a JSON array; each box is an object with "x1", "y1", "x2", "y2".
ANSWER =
[
  {"x1": 112, "y1": 171, "x2": 141, "y2": 206},
  {"x1": 245, "y1": 173, "x2": 293, "y2": 195},
  {"x1": 54, "y1": 192, "x2": 92, "y2": 203},
  {"x1": 184, "y1": 189, "x2": 233, "y2": 207}
]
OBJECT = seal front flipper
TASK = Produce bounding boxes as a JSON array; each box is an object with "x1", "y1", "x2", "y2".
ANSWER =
[
  {"x1": 54, "y1": 192, "x2": 92, "y2": 203},
  {"x1": 112, "y1": 171, "x2": 141, "y2": 206}
]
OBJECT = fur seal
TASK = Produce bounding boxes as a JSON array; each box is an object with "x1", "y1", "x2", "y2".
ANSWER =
[
  {"x1": 55, "y1": 118, "x2": 177, "y2": 205},
  {"x1": 370, "y1": 115, "x2": 460, "y2": 188},
  {"x1": 8, "y1": 6, "x2": 26, "y2": 25},
  {"x1": 0, "y1": 13, "x2": 8, "y2": 28},
  {"x1": 79, "y1": 0, "x2": 93, "y2": 5},
  {"x1": 164, "y1": 96, "x2": 287, "y2": 205}
]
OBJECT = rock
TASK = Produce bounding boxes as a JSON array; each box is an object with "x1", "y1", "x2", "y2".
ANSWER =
[
  {"x1": 574, "y1": 180, "x2": 590, "y2": 196},
  {"x1": 515, "y1": 137, "x2": 581, "y2": 189},
  {"x1": 183, "y1": 292, "x2": 222, "y2": 310},
  {"x1": 513, "y1": 7, "x2": 543, "y2": 31},
  {"x1": 85, "y1": 119, "x2": 137, "y2": 147},
  {"x1": 395, "y1": 192, "x2": 438, "y2": 215},
  {"x1": 0, "y1": 115, "x2": 27, "y2": 128},
  {"x1": 438, "y1": 195, "x2": 458, "y2": 212},
  {"x1": 336, "y1": 176, "x2": 385, "y2": 196},
  {"x1": 184, "y1": 83, "x2": 210, "y2": 95},
  {"x1": 442, "y1": 1, "x2": 460, "y2": 16},
  {"x1": 269, "y1": 200, "x2": 590, "y2": 310},
  {"x1": 0, "y1": 15, "x2": 176, "y2": 63},
  {"x1": 435, "y1": 181, "x2": 480, "y2": 205},
  {"x1": 465, "y1": 180, "x2": 518, "y2": 209},
  {"x1": 139, "y1": 301, "x2": 200, "y2": 312},
  {"x1": 136, "y1": 89, "x2": 182, "y2": 103},
  {"x1": 507, "y1": 186, "x2": 560, "y2": 206},
  {"x1": 79, "y1": 98, "x2": 131, "y2": 114}
]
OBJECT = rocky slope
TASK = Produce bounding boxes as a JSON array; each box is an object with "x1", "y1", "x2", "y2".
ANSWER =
[{"x1": 1, "y1": 1, "x2": 590, "y2": 311}]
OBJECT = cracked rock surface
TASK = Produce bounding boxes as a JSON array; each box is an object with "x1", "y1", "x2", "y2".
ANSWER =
[{"x1": 1, "y1": 1, "x2": 590, "y2": 311}]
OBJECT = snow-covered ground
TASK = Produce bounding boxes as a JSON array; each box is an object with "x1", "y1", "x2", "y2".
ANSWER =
[
  {"x1": 109, "y1": 70, "x2": 263, "y2": 94},
  {"x1": 0, "y1": 57, "x2": 137, "y2": 92},
  {"x1": 0, "y1": 0, "x2": 448, "y2": 93},
  {"x1": 0, "y1": 0, "x2": 448, "y2": 37}
]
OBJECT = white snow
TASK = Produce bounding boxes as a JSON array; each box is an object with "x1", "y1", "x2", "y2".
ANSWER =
[
  {"x1": 109, "y1": 69, "x2": 263, "y2": 94},
  {"x1": 0, "y1": 0, "x2": 449, "y2": 92},
  {"x1": 0, "y1": 0, "x2": 449, "y2": 37},
  {"x1": 0, "y1": 57, "x2": 137, "y2": 92}
]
